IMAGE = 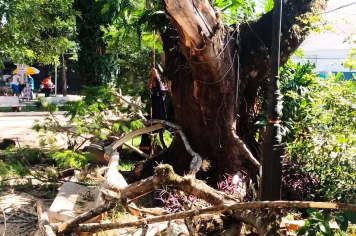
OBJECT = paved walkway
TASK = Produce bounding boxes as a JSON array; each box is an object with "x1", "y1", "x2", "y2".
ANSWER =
[
  {"x1": 0, "y1": 95, "x2": 81, "y2": 148},
  {"x1": 0, "y1": 112, "x2": 70, "y2": 149}
]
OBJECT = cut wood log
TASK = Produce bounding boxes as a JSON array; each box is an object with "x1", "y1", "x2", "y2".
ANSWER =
[
  {"x1": 104, "y1": 151, "x2": 139, "y2": 216},
  {"x1": 36, "y1": 199, "x2": 56, "y2": 236}
]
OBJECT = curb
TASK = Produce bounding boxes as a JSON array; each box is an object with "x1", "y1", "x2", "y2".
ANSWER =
[{"x1": 0, "y1": 111, "x2": 66, "y2": 117}]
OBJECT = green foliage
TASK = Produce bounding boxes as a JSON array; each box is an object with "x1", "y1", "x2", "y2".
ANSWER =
[
  {"x1": 73, "y1": 0, "x2": 127, "y2": 85},
  {"x1": 297, "y1": 209, "x2": 333, "y2": 236},
  {"x1": 22, "y1": 146, "x2": 42, "y2": 165},
  {"x1": 33, "y1": 85, "x2": 145, "y2": 150},
  {"x1": 279, "y1": 56, "x2": 318, "y2": 142},
  {"x1": 287, "y1": 73, "x2": 356, "y2": 203},
  {"x1": 258, "y1": 0, "x2": 273, "y2": 13},
  {"x1": 52, "y1": 150, "x2": 93, "y2": 168},
  {"x1": 277, "y1": 56, "x2": 356, "y2": 203},
  {"x1": 0, "y1": 0, "x2": 78, "y2": 65},
  {"x1": 154, "y1": 130, "x2": 173, "y2": 149},
  {"x1": 0, "y1": 160, "x2": 30, "y2": 180},
  {"x1": 344, "y1": 47, "x2": 356, "y2": 71},
  {"x1": 297, "y1": 209, "x2": 356, "y2": 236},
  {"x1": 213, "y1": 0, "x2": 256, "y2": 24}
]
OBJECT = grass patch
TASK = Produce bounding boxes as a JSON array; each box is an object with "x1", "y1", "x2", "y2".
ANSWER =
[{"x1": 0, "y1": 106, "x2": 41, "y2": 112}]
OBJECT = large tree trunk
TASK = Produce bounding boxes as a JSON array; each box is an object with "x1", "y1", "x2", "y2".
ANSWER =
[{"x1": 131, "y1": 0, "x2": 327, "y2": 185}]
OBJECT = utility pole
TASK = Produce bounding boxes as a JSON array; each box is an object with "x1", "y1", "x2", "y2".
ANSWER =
[{"x1": 260, "y1": 0, "x2": 285, "y2": 200}]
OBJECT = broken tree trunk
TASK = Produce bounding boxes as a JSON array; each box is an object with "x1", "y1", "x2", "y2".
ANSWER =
[{"x1": 134, "y1": 0, "x2": 330, "y2": 186}]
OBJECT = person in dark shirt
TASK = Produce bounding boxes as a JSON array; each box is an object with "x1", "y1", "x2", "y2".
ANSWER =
[
  {"x1": 146, "y1": 68, "x2": 167, "y2": 120},
  {"x1": 139, "y1": 68, "x2": 168, "y2": 155}
]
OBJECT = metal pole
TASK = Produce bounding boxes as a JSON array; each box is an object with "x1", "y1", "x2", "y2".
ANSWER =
[
  {"x1": 54, "y1": 62, "x2": 57, "y2": 96},
  {"x1": 260, "y1": 0, "x2": 285, "y2": 201}
]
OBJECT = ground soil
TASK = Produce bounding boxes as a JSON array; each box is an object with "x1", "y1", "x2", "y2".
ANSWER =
[{"x1": 0, "y1": 188, "x2": 54, "y2": 236}]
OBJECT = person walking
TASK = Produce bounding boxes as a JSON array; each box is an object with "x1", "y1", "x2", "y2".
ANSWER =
[
  {"x1": 42, "y1": 75, "x2": 53, "y2": 97},
  {"x1": 10, "y1": 75, "x2": 21, "y2": 97},
  {"x1": 27, "y1": 75, "x2": 35, "y2": 100}
]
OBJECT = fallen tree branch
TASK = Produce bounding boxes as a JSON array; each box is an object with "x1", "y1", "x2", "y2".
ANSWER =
[
  {"x1": 50, "y1": 164, "x2": 356, "y2": 234},
  {"x1": 55, "y1": 199, "x2": 118, "y2": 234},
  {"x1": 147, "y1": 120, "x2": 202, "y2": 175},
  {"x1": 51, "y1": 206, "x2": 224, "y2": 233},
  {"x1": 52, "y1": 200, "x2": 356, "y2": 233},
  {"x1": 99, "y1": 164, "x2": 237, "y2": 206}
]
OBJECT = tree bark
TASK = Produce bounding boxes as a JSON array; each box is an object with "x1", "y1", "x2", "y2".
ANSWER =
[
  {"x1": 61, "y1": 53, "x2": 67, "y2": 97},
  {"x1": 142, "y1": 0, "x2": 329, "y2": 185}
]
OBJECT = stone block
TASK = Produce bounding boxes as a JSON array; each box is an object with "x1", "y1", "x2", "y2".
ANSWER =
[{"x1": 0, "y1": 96, "x2": 20, "y2": 107}]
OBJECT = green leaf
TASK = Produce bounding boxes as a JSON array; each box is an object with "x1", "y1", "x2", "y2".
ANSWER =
[
  {"x1": 332, "y1": 213, "x2": 345, "y2": 222},
  {"x1": 318, "y1": 222, "x2": 331, "y2": 236},
  {"x1": 344, "y1": 210, "x2": 356, "y2": 224},
  {"x1": 335, "y1": 213, "x2": 348, "y2": 231},
  {"x1": 297, "y1": 226, "x2": 312, "y2": 236},
  {"x1": 112, "y1": 123, "x2": 120, "y2": 131}
]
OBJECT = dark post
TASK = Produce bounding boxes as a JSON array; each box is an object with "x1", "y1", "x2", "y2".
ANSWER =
[{"x1": 260, "y1": 0, "x2": 285, "y2": 200}]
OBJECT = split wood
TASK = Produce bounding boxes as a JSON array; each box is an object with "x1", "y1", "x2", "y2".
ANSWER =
[{"x1": 36, "y1": 199, "x2": 56, "y2": 236}]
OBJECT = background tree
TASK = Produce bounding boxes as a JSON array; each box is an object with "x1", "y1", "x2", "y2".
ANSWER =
[
  {"x1": 73, "y1": 0, "x2": 133, "y2": 86},
  {"x1": 0, "y1": 0, "x2": 77, "y2": 66}
]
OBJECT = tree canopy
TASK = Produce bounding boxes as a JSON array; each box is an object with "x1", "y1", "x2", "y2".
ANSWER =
[{"x1": 0, "y1": 0, "x2": 77, "y2": 65}]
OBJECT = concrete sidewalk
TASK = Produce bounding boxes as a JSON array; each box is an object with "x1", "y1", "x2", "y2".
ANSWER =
[{"x1": 0, "y1": 111, "x2": 67, "y2": 117}]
